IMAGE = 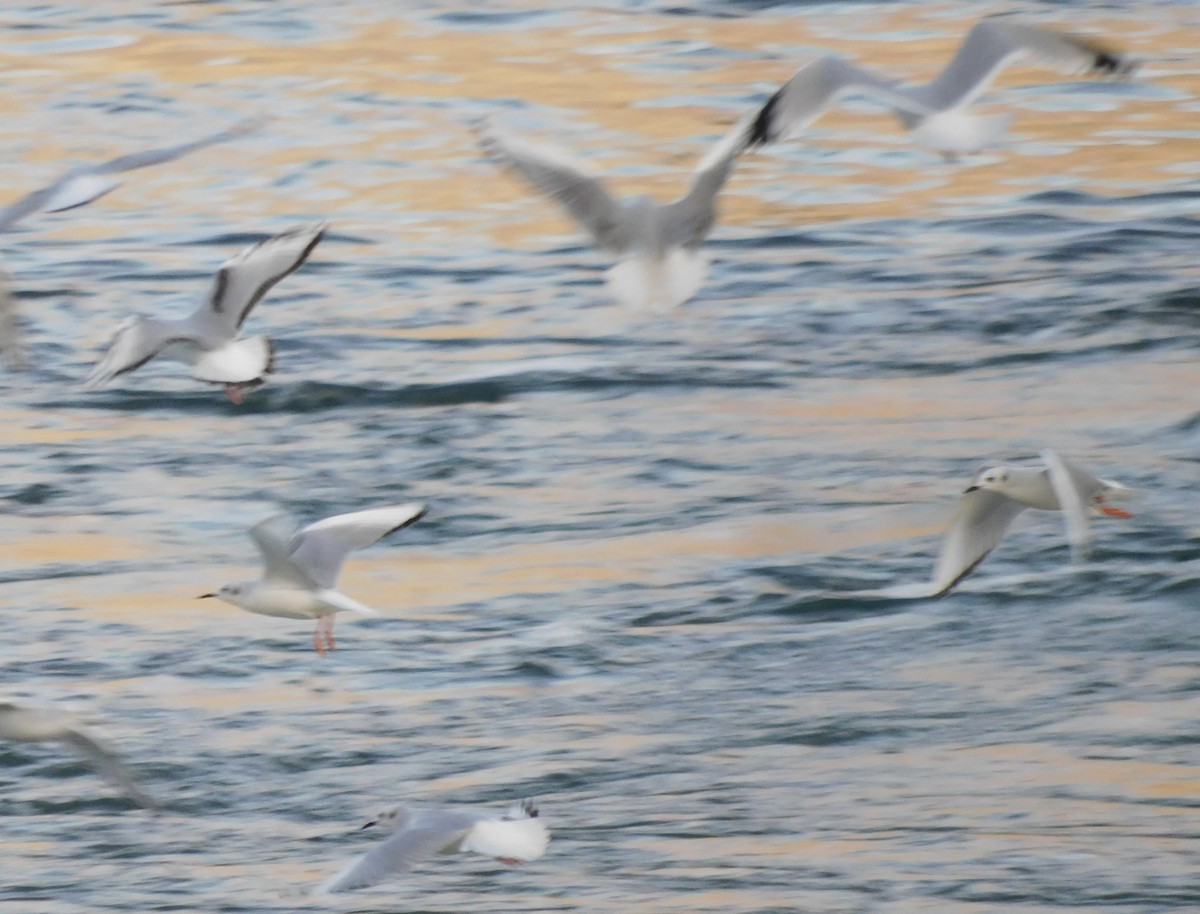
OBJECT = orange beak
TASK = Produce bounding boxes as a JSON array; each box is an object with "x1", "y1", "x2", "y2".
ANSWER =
[{"x1": 1099, "y1": 505, "x2": 1133, "y2": 519}]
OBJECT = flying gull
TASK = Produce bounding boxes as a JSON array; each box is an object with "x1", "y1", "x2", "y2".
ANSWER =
[
  {"x1": 84, "y1": 222, "x2": 325, "y2": 402},
  {"x1": 200, "y1": 503, "x2": 427, "y2": 655},
  {"x1": 319, "y1": 799, "x2": 550, "y2": 895},
  {"x1": 748, "y1": 19, "x2": 1138, "y2": 158},
  {"x1": 929, "y1": 449, "x2": 1132, "y2": 596},
  {"x1": 0, "y1": 117, "x2": 263, "y2": 370},
  {"x1": 0, "y1": 697, "x2": 159, "y2": 809},
  {"x1": 476, "y1": 114, "x2": 753, "y2": 309}
]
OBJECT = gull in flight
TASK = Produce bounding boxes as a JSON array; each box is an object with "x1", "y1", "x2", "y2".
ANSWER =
[
  {"x1": 0, "y1": 697, "x2": 159, "y2": 810},
  {"x1": 747, "y1": 18, "x2": 1137, "y2": 158},
  {"x1": 85, "y1": 222, "x2": 325, "y2": 403},
  {"x1": 476, "y1": 115, "x2": 752, "y2": 309},
  {"x1": 319, "y1": 799, "x2": 550, "y2": 895},
  {"x1": 0, "y1": 117, "x2": 263, "y2": 370},
  {"x1": 200, "y1": 503, "x2": 427, "y2": 655},
  {"x1": 929, "y1": 449, "x2": 1133, "y2": 596}
]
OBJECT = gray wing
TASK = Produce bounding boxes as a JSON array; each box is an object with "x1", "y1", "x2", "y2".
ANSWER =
[
  {"x1": 662, "y1": 117, "x2": 752, "y2": 248},
  {"x1": 319, "y1": 811, "x2": 485, "y2": 894},
  {"x1": 1041, "y1": 449, "x2": 1098, "y2": 562},
  {"x1": 83, "y1": 316, "x2": 192, "y2": 389},
  {"x1": 288, "y1": 504, "x2": 426, "y2": 590},
  {"x1": 475, "y1": 118, "x2": 634, "y2": 254},
  {"x1": 64, "y1": 728, "x2": 159, "y2": 810},
  {"x1": 747, "y1": 56, "x2": 927, "y2": 147},
  {"x1": 204, "y1": 222, "x2": 326, "y2": 333},
  {"x1": 930, "y1": 489, "x2": 1028, "y2": 596},
  {"x1": 910, "y1": 19, "x2": 1136, "y2": 111},
  {"x1": 248, "y1": 514, "x2": 315, "y2": 589},
  {"x1": 0, "y1": 117, "x2": 263, "y2": 233}
]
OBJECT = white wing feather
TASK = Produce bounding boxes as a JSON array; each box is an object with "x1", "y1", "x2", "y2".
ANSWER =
[
  {"x1": 206, "y1": 222, "x2": 325, "y2": 332},
  {"x1": 930, "y1": 489, "x2": 1027, "y2": 597},
  {"x1": 289, "y1": 504, "x2": 427, "y2": 590}
]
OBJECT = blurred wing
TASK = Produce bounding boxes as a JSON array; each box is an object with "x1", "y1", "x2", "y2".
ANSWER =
[
  {"x1": 0, "y1": 268, "x2": 27, "y2": 371},
  {"x1": 476, "y1": 119, "x2": 633, "y2": 253},
  {"x1": 89, "y1": 116, "x2": 264, "y2": 175},
  {"x1": 912, "y1": 19, "x2": 1136, "y2": 111},
  {"x1": 930, "y1": 490, "x2": 1027, "y2": 596},
  {"x1": 206, "y1": 223, "x2": 326, "y2": 332},
  {"x1": 248, "y1": 514, "x2": 314, "y2": 589},
  {"x1": 1041, "y1": 450, "x2": 1095, "y2": 562},
  {"x1": 84, "y1": 317, "x2": 187, "y2": 389},
  {"x1": 289, "y1": 504, "x2": 426, "y2": 590},
  {"x1": 0, "y1": 118, "x2": 263, "y2": 233},
  {"x1": 64, "y1": 728, "x2": 159, "y2": 810},
  {"x1": 460, "y1": 815, "x2": 550, "y2": 862},
  {"x1": 319, "y1": 815, "x2": 481, "y2": 895},
  {"x1": 748, "y1": 56, "x2": 926, "y2": 147},
  {"x1": 663, "y1": 117, "x2": 752, "y2": 248}
]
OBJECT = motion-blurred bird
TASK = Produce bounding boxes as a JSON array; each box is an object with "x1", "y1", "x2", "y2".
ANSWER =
[
  {"x1": 320, "y1": 799, "x2": 550, "y2": 895},
  {"x1": 0, "y1": 117, "x2": 263, "y2": 370},
  {"x1": 930, "y1": 449, "x2": 1133, "y2": 596},
  {"x1": 476, "y1": 115, "x2": 753, "y2": 309},
  {"x1": 748, "y1": 18, "x2": 1137, "y2": 159},
  {"x1": 200, "y1": 503, "x2": 427, "y2": 655},
  {"x1": 85, "y1": 222, "x2": 325, "y2": 402},
  {"x1": 0, "y1": 697, "x2": 158, "y2": 809}
]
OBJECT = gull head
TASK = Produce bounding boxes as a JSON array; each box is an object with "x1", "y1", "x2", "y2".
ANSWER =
[
  {"x1": 197, "y1": 582, "x2": 247, "y2": 607},
  {"x1": 360, "y1": 806, "x2": 411, "y2": 831},
  {"x1": 964, "y1": 466, "x2": 1011, "y2": 494}
]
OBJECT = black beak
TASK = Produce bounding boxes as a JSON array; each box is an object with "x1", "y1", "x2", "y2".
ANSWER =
[
  {"x1": 963, "y1": 485, "x2": 980, "y2": 494},
  {"x1": 359, "y1": 821, "x2": 377, "y2": 830},
  {"x1": 197, "y1": 593, "x2": 217, "y2": 599}
]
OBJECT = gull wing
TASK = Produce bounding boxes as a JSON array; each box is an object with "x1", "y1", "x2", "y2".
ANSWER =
[
  {"x1": 84, "y1": 317, "x2": 189, "y2": 389},
  {"x1": 930, "y1": 489, "x2": 1028, "y2": 597},
  {"x1": 1041, "y1": 449, "x2": 1098, "y2": 563},
  {"x1": 0, "y1": 117, "x2": 263, "y2": 233},
  {"x1": 204, "y1": 223, "x2": 326, "y2": 333},
  {"x1": 475, "y1": 118, "x2": 633, "y2": 253},
  {"x1": 0, "y1": 268, "x2": 27, "y2": 371},
  {"x1": 248, "y1": 514, "x2": 315, "y2": 589},
  {"x1": 748, "y1": 56, "x2": 927, "y2": 147},
  {"x1": 63, "y1": 727, "x2": 159, "y2": 810},
  {"x1": 319, "y1": 810, "x2": 485, "y2": 895},
  {"x1": 288, "y1": 504, "x2": 426, "y2": 590},
  {"x1": 663, "y1": 116, "x2": 752, "y2": 249},
  {"x1": 910, "y1": 19, "x2": 1136, "y2": 112}
]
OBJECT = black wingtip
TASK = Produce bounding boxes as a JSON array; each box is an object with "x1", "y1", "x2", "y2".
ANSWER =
[
  {"x1": 747, "y1": 88, "x2": 783, "y2": 148},
  {"x1": 1091, "y1": 48, "x2": 1138, "y2": 78}
]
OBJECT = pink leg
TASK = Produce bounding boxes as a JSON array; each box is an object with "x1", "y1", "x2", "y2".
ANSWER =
[
  {"x1": 314, "y1": 616, "x2": 336, "y2": 655},
  {"x1": 496, "y1": 857, "x2": 521, "y2": 866},
  {"x1": 225, "y1": 385, "x2": 245, "y2": 405}
]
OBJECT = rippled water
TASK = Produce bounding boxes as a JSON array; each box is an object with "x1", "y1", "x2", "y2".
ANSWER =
[{"x1": 2, "y1": 1, "x2": 1199, "y2": 911}]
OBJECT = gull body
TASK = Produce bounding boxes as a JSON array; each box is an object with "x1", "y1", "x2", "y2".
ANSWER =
[
  {"x1": 930, "y1": 449, "x2": 1132, "y2": 596},
  {"x1": 748, "y1": 19, "x2": 1136, "y2": 157},
  {"x1": 320, "y1": 799, "x2": 549, "y2": 895},
  {"x1": 0, "y1": 117, "x2": 262, "y2": 370},
  {"x1": 201, "y1": 503, "x2": 427, "y2": 655},
  {"x1": 0, "y1": 698, "x2": 158, "y2": 809},
  {"x1": 85, "y1": 222, "x2": 325, "y2": 401},
  {"x1": 476, "y1": 115, "x2": 751, "y2": 309}
]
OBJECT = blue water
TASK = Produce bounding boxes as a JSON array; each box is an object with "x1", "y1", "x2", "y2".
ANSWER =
[{"x1": 1, "y1": 1, "x2": 1198, "y2": 912}]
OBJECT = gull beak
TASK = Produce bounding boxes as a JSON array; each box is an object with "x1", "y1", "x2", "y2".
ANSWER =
[
  {"x1": 197, "y1": 593, "x2": 217, "y2": 599},
  {"x1": 963, "y1": 485, "x2": 980, "y2": 494},
  {"x1": 359, "y1": 820, "x2": 377, "y2": 831}
]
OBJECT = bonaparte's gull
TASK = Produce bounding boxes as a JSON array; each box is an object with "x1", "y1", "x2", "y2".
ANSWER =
[
  {"x1": 930, "y1": 449, "x2": 1132, "y2": 596},
  {"x1": 0, "y1": 117, "x2": 263, "y2": 370},
  {"x1": 0, "y1": 697, "x2": 158, "y2": 810},
  {"x1": 748, "y1": 18, "x2": 1137, "y2": 158},
  {"x1": 200, "y1": 503, "x2": 427, "y2": 655},
  {"x1": 319, "y1": 799, "x2": 550, "y2": 895},
  {"x1": 85, "y1": 222, "x2": 325, "y2": 402},
  {"x1": 476, "y1": 114, "x2": 752, "y2": 309}
]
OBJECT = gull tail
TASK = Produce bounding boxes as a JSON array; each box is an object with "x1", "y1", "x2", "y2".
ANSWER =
[
  {"x1": 191, "y1": 335, "x2": 274, "y2": 385},
  {"x1": 606, "y1": 250, "x2": 709, "y2": 310},
  {"x1": 319, "y1": 590, "x2": 380, "y2": 616}
]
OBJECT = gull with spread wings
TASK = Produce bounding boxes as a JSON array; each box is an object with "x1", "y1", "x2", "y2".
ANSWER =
[
  {"x1": 476, "y1": 115, "x2": 753, "y2": 309},
  {"x1": 200, "y1": 503, "x2": 427, "y2": 655},
  {"x1": 748, "y1": 18, "x2": 1138, "y2": 159},
  {"x1": 84, "y1": 222, "x2": 325, "y2": 402}
]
